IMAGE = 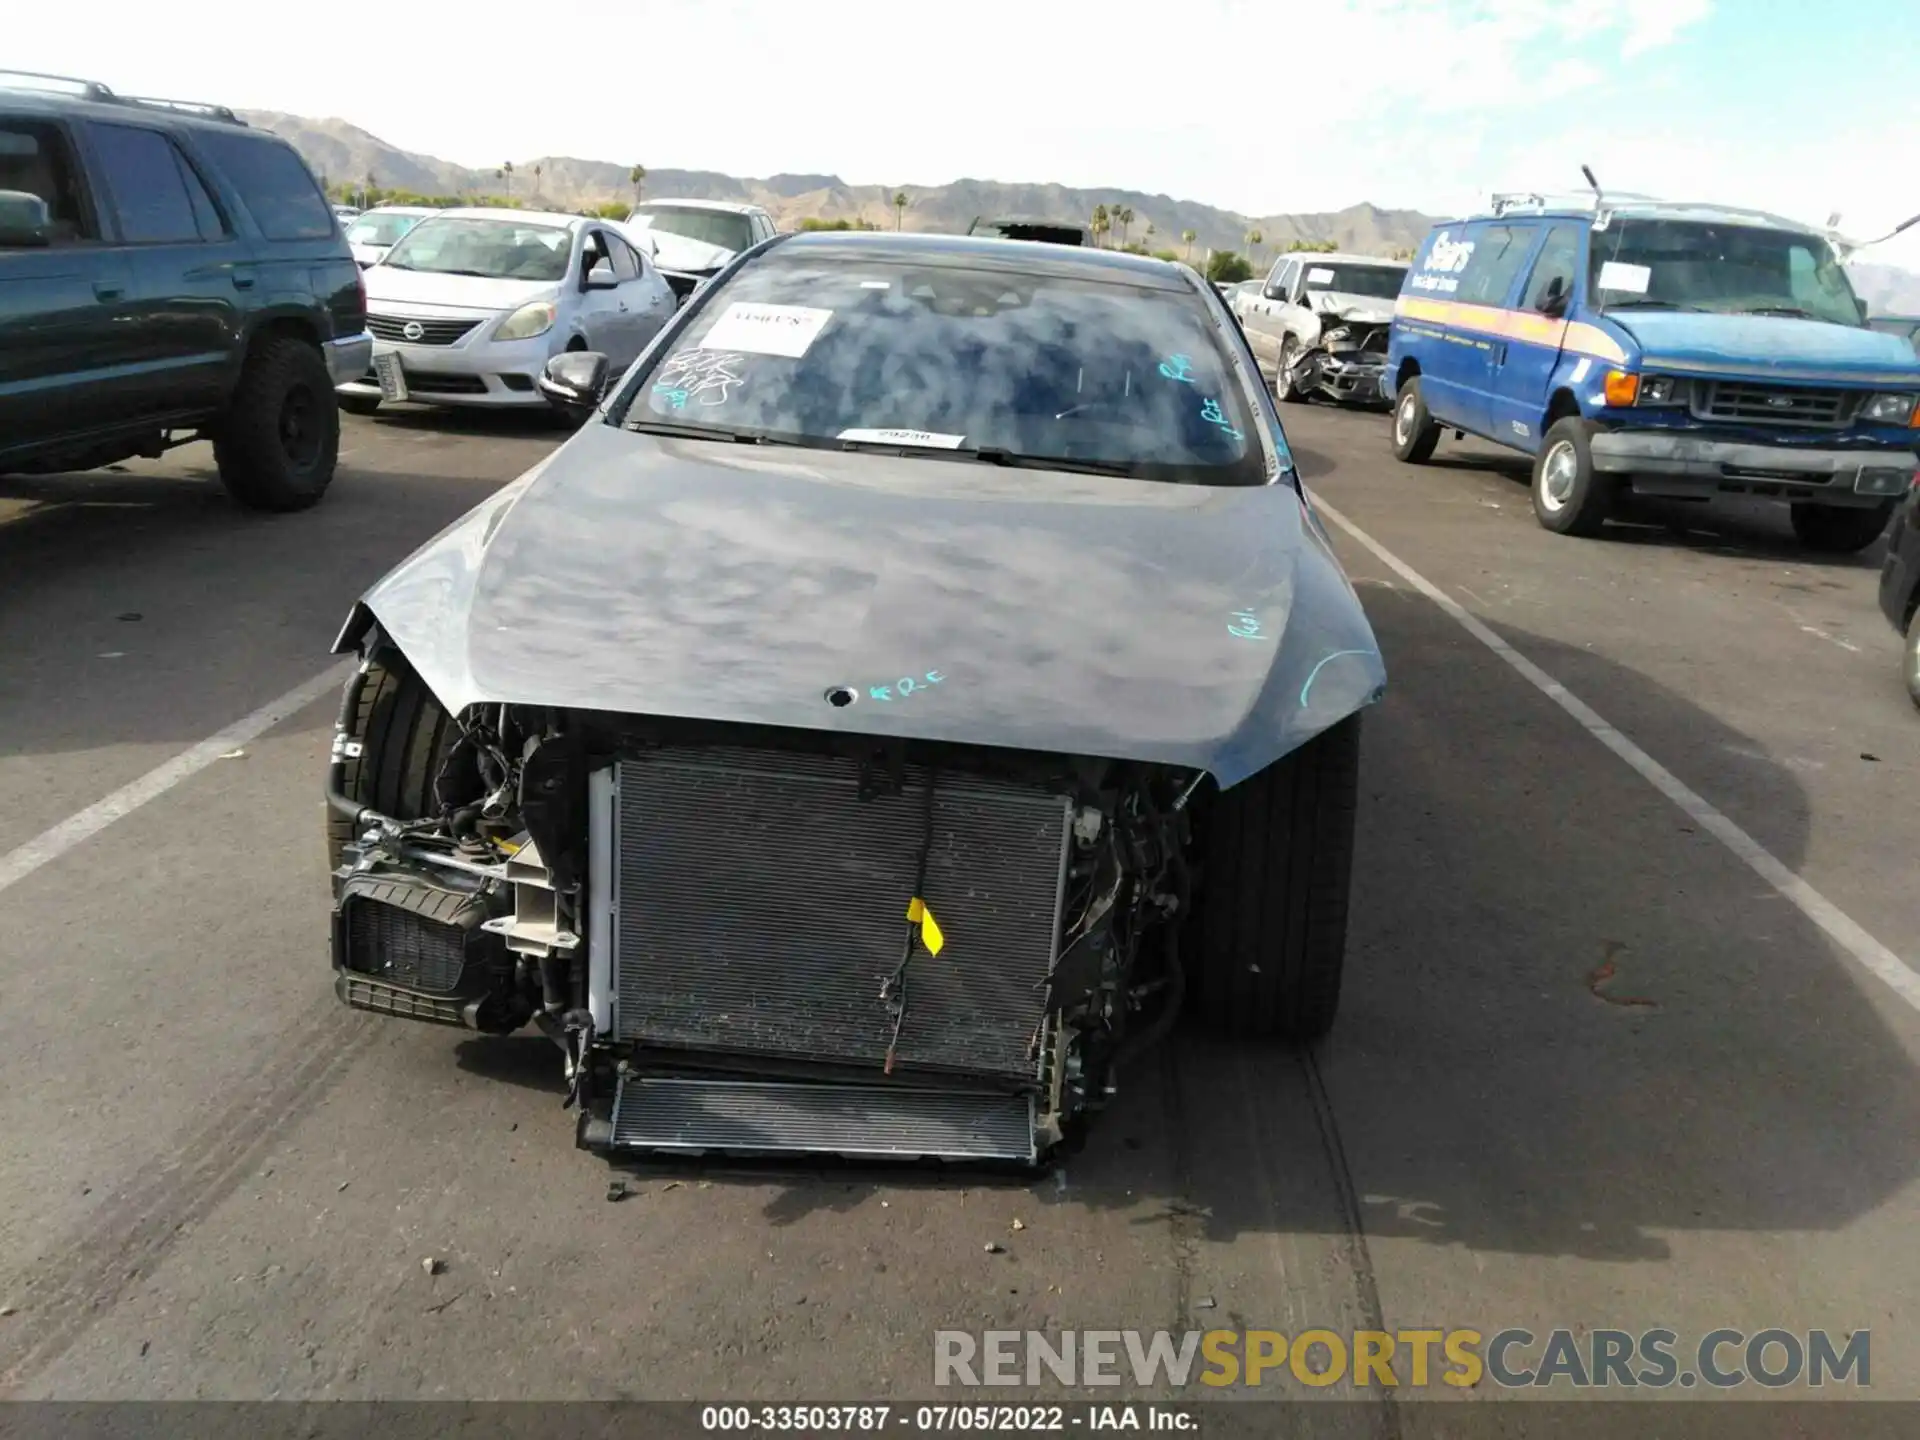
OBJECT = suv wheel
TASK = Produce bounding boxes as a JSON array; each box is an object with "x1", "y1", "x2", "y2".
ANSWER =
[
  {"x1": 1789, "y1": 501, "x2": 1894, "y2": 554},
  {"x1": 1191, "y1": 715, "x2": 1362, "y2": 1043},
  {"x1": 214, "y1": 337, "x2": 339, "y2": 512}
]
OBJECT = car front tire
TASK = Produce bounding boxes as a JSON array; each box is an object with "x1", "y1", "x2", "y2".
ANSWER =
[
  {"x1": 1276, "y1": 338, "x2": 1309, "y2": 405},
  {"x1": 1789, "y1": 501, "x2": 1894, "y2": 555},
  {"x1": 1192, "y1": 714, "x2": 1362, "y2": 1043},
  {"x1": 214, "y1": 337, "x2": 340, "y2": 512},
  {"x1": 326, "y1": 653, "x2": 456, "y2": 869},
  {"x1": 1531, "y1": 417, "x2": 1612, "y2": 536}
]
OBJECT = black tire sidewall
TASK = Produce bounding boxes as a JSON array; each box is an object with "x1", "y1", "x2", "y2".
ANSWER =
[
  {"x1": 1276, "y1": 338, "x2": 1308, "y2": 404},
  {"x1": 1392, "y1": 378, "x2": 1438, "y2": 462},
  {"x1": 1905, "y1": 610, "x2": 1920, "y2": 712},
  {"x1": 214, "y1": 338, "x2": 339, "y2": 512},
  {"x1": 1532, "y1": 418, "x2": 1610, "y2": 535}
]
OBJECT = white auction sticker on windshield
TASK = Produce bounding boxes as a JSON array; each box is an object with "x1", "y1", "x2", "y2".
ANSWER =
[
  {"x1": 1306, "y1": 267, "x2": 1336, "y2": 284},
  {"x1": 1597, "y1": 261, "x2": 1651, "y2": 294},
  {"x1": 698, "y1": 303, "x2": 834, "y2": 358},
  {"x1": 837, "y1": 428, "x2": 967, "y2": 449}
]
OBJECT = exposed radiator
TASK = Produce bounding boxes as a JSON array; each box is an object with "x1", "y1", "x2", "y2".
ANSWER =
[
  {"x1": 610, "y1": 1076, "x2": 1038, "y2": 1162},
  {"x1": 597, "y1": 746, "x2": 1072, "y2": 1081}
]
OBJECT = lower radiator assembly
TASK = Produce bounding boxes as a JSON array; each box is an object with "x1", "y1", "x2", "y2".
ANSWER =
[{"x1": 582, "y1": 746, "x2": 1074, "y2": 1163}]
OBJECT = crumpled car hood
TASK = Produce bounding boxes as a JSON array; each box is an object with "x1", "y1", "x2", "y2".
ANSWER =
[
  {"x1": 1312, "y1": 291, "x2": 1396, "y2": 324},
  {"x1": 344, "y1": 425, "x2": 1385, "y2": 789}
]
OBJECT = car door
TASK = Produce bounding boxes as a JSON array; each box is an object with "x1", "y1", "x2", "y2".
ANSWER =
[
  {"x1": 0, "y1": 112, "x2": 133, "y2": 458},
  {"x1": 572, "y1": 227, "x2": 628, "y2": 354},
  {"x1": 1487, "y1": 223, "x2": 1583, "y2": 451},
  {"x1": 79, "y1": 118, "x2": 249, "y2": 423},
  {"x1": 608, "y1": 231, "x2": 673, "y2": 360},
  {"x1": 1426, "y1": 222, "x2": 1533, "y2": 439}
]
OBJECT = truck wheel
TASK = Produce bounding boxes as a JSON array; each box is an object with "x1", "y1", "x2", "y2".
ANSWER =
[
  {"x1": 1391, "y1": 378, "x2": 1440, "y2": 463},
  {"x1": 1904, "y1": 610, "x2": 1920, "y2": 714},
  {"x1": 1789, "y1": 501, "x2": 1894, "y2": 554},
  {"x1": 1275, "y1": 339, "x2": 1309, "y2": 404},
  {"x1": 339, "y1": 393, "x2": 382, "y2": 418},
  {"x1": 326, "y1": 653, "x2": 455, "y2": 870},
  {"x1": 1531, "y1": 417, "x2": 1612, "y2": 536},
  {"x1": 1192, "y1": 714, "x2": 1362, "y2": 1043},
  {"x1": 214, "y1": 337, "x2": 340, "y2": 512}
]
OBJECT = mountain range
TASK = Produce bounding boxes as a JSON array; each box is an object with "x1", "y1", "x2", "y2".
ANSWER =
[
  {"x1": 239, "y1": 111, "x2": 1434, "y2": 261},
  {"x1": 242, "y1": 110, "x2": 1920, "y2": 312}
]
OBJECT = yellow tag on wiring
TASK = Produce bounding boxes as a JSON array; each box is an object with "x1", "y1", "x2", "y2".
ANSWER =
[{"x1": 905, "y1": 897, "x2": 946, "y2": 956}]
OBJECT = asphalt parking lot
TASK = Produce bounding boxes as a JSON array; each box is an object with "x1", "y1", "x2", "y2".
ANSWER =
[{"x1": 3, "y1": 395, "x2": 1919, "y2": 1420}]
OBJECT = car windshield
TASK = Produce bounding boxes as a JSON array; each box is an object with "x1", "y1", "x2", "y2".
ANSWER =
[
  {"x1": 347, "y1": 211, "x2": 427, "y2": 247},
  {"x1": 1301, "y1": 264, "x2": 1406, "y2": 299},
  {"x1": 1588, "y1": 218, "x2": 1864, "y2": 324},
  {"x1": 615, "y1": 253, "x2": 1267, "y2": 486},
  {"x1": 627, "y1": 206, "x2": 754, "y2": 254},
  {"x1": 381, "y1": 217, "x2": 572, "y2": 281}
]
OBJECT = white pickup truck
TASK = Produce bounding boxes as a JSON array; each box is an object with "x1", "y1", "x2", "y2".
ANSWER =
[{"x1": 1236, "y1": 252, "x2": 1407, "y2": 406}]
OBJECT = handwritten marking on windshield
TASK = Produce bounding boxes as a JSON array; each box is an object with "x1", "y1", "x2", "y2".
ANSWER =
[
  {"x1": 652, "y1": 350, "x2": 747, "y2": 408},
  {"x1": 1228, "y1": 611, "x2": 1265, "y2": 640},
  {"x1": 1158, "y1": 353, "x2": 1197, "y2": 384},
  {"x1": 868, "y1": 670, "x2": 946, "y2": 703},
  {"x1": 1200, "y1": 396, "x2": 1245, "y2": 443}
]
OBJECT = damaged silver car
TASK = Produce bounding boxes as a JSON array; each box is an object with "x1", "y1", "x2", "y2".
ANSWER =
[
  {"x1": 323, "y1": 232, "x2": 1387, "y2": 1167},
  {"x1": 1242, "y1": 252, "x2": 1408, "y2": 406}
]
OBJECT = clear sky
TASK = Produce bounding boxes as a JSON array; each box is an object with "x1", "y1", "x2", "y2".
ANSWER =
[{"x1": 11, "y1": 0, "x2": 1920, "y2": 266}]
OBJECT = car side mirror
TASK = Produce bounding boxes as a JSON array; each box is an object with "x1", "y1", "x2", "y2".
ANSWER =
[
  {"x1": 0, "y1": 189, "x2": 52, "y2": 247},
  {"x1": 537, "y1": 351, "x2": 611, "y2": 420},
  {"x1": 583, "y1": 265, "x2": 620, "y2": 291},
  {"x1": 1857, "y1": 296, "x2": 1872, "y2": 324},
  {"x1": 1537, "y1": 276, "x2": 1569, "y2": 317}
]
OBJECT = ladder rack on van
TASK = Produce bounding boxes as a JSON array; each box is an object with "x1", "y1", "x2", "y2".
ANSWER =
[
  {"x1": 1486, "y1": 191, "x2": 1819, "y2": 236},
  {"x1": 0, "y1": 69, "x2": 244, "y2": 125}
]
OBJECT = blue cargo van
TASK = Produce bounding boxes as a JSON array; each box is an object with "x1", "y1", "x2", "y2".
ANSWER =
[{"x1": 1386, "y1": 195, "x2": 1920, "y2": 551}]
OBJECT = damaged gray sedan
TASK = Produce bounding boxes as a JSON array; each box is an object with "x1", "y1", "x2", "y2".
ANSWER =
[{"x1": 323, "y1": 232, "x2": 1386, "y2": 1167}]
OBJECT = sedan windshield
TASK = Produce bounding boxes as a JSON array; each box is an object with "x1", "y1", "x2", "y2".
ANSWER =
[
  {"x1": 382, "y1": 217, "x2": 573, "y2": 281},
  {"x1": 616, "y1": 253, "x2": 1268, "y2": 485},
  {"x1": 1302, "y1": 264, "x2": 1406, "y2": 299},
  {"x1": 627, "y1": 206, "x2": 754, "y2": 255},
  {"x1": 1589, "y1": 219, "x2": 1864, "y2": 324},
  {"x1": 347, "y1": 211, "x2": 428, "y2": 247}
]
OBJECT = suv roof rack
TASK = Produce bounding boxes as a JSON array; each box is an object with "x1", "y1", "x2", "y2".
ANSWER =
[{"x1": 0, "y1": 69, "x2": 243, "y2": 125}]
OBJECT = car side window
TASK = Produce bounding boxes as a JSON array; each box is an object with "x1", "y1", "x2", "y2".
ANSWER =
[
  {"x1": 188, "y1": 129, "x2": 333, "y2": 241},
  {"x1": 88, "y1": 122, "x2": 214, "y2": 244},
  {"x1": 1271, "y1": 259, "x2": 1296, "y2": 299},
  {"x1": 607, "y1": 233, "x2": 641, "y2": 281},
  {"x1": 1455, "y1": 224, "x2": 1532, "y2": 307},
  {"x1": 0, "y1": 119, "x2": 93, "y2": 243},
  {"x1": 1520, "y1": 224, "x2": 1581, "y2": 313},
  {"x1": 582, "y1": 229, "x2": 613, "y2": 279}
]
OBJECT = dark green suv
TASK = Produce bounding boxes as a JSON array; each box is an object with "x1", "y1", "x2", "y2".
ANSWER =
[{"x1": 0, "y1": 71, "x2": 370, "y2": 511}]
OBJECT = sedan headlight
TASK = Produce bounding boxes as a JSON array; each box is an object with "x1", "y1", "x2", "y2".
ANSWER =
[
  {"x1": 494, "y1": 301, "x2": 557, "y2": 343},
  {"x1": 1861, "y1": 392, "x2": 1920, "y2": 426}
]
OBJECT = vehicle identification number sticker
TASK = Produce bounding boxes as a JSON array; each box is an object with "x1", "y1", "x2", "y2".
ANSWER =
[
  {"x1": 698, "y1": 302, "x2": 834, "y2": 358},
  {"x1": 1596, "y1": 261, "x2": 1651, "y2": 294},
  {"x1": 837, "y1": 428, "x2": 967, "y2": 448}
]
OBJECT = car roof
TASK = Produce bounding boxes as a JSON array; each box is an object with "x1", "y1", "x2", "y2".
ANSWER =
[
  {"x1": 0, "y1": 78, "x2": 251, "y2": 134},
  {"x1": 632, "y1": 197, "x2": 766, "y2": 216},
  {"x1": 767, "y1": 229, "x2": 1195, "y2": 290},
  {"x1": 1280, "y1": 251, "x2": 1404, "y2": 267},
  {"x1": 425, "y1": 206, "x2": 586, "y2": 228}
]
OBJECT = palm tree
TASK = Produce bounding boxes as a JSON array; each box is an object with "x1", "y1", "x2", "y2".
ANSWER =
[
  {"x1": 1091, "y1": 204, "x2": 1109, "y2": 248},
  {"x1": 501, "y1": 161, "x2": 514, "y2": 199},
  {"x1": 1117, "y1": 206, "x2": 1134, "y2": 248},
  {"x1": 531, "y1": 162, "x2": 544, "y2": 203},
  {"x1": 1245, "y1": 228, "x2": 1263, "y2": 268},
  {"x1": 1145, "y1": 222, "x2": 1156, "y2": 241},
  {"x1": 361, "y1": 170, "x2": 376, "y2": 208},
  {"x1": 1180, "y1": 228, "x2": 1196, "y2": 262},
  {"x1": 629, "y1": 164, "x2": 646, "y2": 204},
  {"x1": 892, "y1": 191, "x2": 908, "y2": 230}
]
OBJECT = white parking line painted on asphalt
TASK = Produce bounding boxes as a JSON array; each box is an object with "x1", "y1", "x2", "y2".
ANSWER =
[
  {"x1": 1312, "y1": 491, "x2": 1920, "y2": 1017},
  {"x1": 0, "y1": 661, "x2": 353, "y2": 899}
]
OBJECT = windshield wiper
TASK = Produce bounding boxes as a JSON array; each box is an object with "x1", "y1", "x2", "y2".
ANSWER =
[
  {"x1": 626, "y1": 419, "x2": 811, "y2": 446},
  {"x1": 1601, "y1": 299, "x2": 1707, "y2": 311},
  {"x1": 835, "y1": 436, "x2": 1149, "y2": 477},
  {"x1": 1740, "y1": 305, "x2": 1820, "y2": 319}
]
